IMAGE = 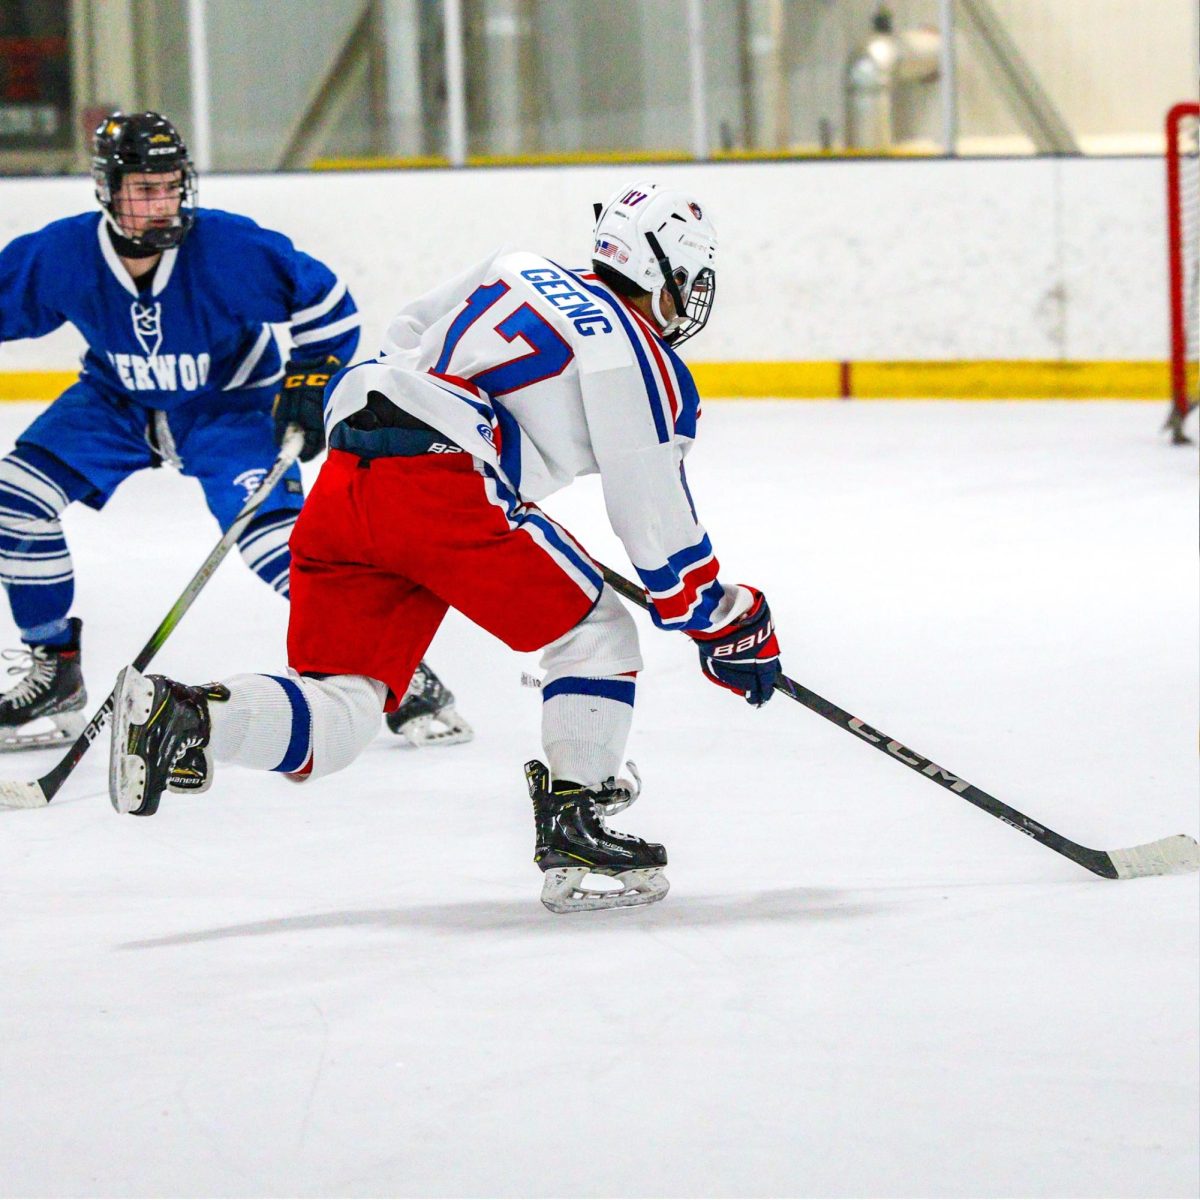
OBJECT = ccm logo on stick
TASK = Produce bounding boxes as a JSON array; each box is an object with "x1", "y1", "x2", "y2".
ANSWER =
[{"x1": 847, "y1": 717, "x2": 971, "y2": 793}]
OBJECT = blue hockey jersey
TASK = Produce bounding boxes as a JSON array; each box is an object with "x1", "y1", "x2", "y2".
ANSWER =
[{"x1": 0, "y1": 209, "x2": 360, "y2": 410}]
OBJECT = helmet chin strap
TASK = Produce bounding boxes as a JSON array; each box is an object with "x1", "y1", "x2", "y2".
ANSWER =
[
  {"x1": 102, "y1": 211, "x2": 161, "y2": 258},
  {"x1": 650, "y1": 287, "x2": 683, "y2": 335},
  {"x1": 644, "y1": 230, "x2": 688, "y2": 336}
]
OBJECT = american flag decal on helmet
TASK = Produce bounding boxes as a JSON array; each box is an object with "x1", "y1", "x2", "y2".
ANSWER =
[{"x1": 688, "y1": 202, "x2": 702, "y2": 219}]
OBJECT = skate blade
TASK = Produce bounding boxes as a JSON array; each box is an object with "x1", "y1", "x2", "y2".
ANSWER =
[
  {"x1": 0, "y1": 706, "x2": 89, "y2": 754},
  {"x1": 394, "y1": 706, "x2": 474, "y2": 748},
  {"x1": 108, "y1": 666, "x2": 154, "y2": 814},
  {"x1": 540, "y1": 866, "x2": 670, "y2": 914}
]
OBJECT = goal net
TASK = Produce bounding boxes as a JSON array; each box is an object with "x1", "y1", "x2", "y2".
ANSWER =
[{"x1": 1165, "y1": 102, "x2": 1198, "y2": 444}]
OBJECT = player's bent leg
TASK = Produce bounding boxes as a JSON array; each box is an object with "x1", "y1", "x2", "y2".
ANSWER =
[
  {"x1": 206, "y1": 671, "x2": 386, "y2": 780},
  {"x1": 237, "y1": 499, "x2": 470, "y2": 746},
  {"x1": 109, "y1": 667, "x2": 387, "y2": 814},
  {"x1": 538, "y1": 585, "x2": 642, "y2": 790},
  {"x1": 527, "y1": 586, "x2": 666, "y2": 913},
  {"x1": 0, "y1": 448, "x2": 77, "y2": 635},
  {"x1": 236, "y1": 508, "x2": 295, "y2": 598},
  {"x1": 0, "y1": 448, "x2": 91, "y2": 748}
]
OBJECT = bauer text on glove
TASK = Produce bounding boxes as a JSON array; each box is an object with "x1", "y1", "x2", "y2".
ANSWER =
[
  {"x1": 689, "y1": 587, "x2": 781, "y2": 706},
  {"x1": 273, "y1": 356, "x2": 340, "y2": 462}
]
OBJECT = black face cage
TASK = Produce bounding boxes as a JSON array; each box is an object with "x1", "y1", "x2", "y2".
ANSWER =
[
  {"x1": 644, "y1": 229, "x2": 715, "y2": 346},
  {"x1": 93, "y1": 160, "x2": 198, "y2": 251},
  {"x1": 668, "y1": 267, "x2": 716, "y2": 346}
]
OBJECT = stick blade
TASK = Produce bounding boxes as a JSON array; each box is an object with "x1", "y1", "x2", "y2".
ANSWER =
[
  {"x1": 0, "y1": 778, "x2": 49, "y2": 809},
  {"x1": 1107, "y1": 835, "x2": 1200, "y2": 879}
]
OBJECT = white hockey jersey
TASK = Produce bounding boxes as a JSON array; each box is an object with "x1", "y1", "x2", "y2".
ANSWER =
[{"x1": 325, "y1": 249, "x2": 745, "y2": 634}]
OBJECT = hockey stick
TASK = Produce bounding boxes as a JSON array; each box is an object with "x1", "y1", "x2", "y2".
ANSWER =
[
  {"x1": 599, "y1": 565, "x2": 1200, "y2": 881},
  {"x1": 0, "y1": 427, "x2": 306, "y2": 810}
]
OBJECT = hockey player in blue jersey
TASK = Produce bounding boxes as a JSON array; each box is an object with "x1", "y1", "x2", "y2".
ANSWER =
[{"x1": 0, "y1": 111, "x2": 469, "y2": 751}]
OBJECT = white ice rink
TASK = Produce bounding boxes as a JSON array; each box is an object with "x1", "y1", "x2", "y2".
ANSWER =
[{"x1": 0, "y1": 399, "x2": 1196, "y2": 1199}]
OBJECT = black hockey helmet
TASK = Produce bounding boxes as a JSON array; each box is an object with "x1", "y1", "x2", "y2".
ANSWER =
[{"x1": 91, "y1": 111, "x2": 197, "y2": 250}]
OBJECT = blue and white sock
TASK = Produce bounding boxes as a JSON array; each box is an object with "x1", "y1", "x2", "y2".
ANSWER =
[
  {"x1": 237, "y1": 509, "x2": 296, "y2": 599},
  {"x1": 0, "y1": 447, "x2": 80, "y2": 645}
]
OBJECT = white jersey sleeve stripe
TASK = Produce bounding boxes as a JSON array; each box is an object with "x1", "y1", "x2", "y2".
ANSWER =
[
  {"x1": 290, "y1": 278, "x2": 347, "y2": 327},
  {"x1": 567, "y1": 268, "x2": 674, "y2": 443},
  {"x1": 291, "y1": 311, "x2": 361, "y2": 348},
  {"x1": 222, "y1": 323, "x2": 273, "y2": 391}
]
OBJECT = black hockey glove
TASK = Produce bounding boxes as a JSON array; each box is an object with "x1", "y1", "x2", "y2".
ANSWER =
[{"x1": 273, "y1": 356, "x2": 340, "y2": 462}]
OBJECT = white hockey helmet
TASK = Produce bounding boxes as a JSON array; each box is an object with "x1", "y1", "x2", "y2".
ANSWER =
[{"x1": 592, "y1": 181, "x2": 718, "y2": 345}]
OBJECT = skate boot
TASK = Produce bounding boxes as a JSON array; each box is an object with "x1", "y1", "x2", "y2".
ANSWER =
[
  {"x1": 0, "y1": 617, "x2": 87, "y2": 752},
  {"x1": 386, "y1": 660, "x2": 473, "y2": 747},
  {"x1": 109, "y1": 665, "x2": 229, "y2": 816},
  {"x1": 526, "y1": 759, "x2": 669, "y2": 914}
]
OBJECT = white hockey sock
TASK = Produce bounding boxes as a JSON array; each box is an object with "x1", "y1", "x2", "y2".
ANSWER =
[
  {"x1": 209, "y1": 673, "x2": 311, "y2": 772},
  {"x1": 209, "y1": 672, "x2": 387, "y2": 778},
  {"x1": 541, "y1": 675, "x2": 635, "y2": 788}
]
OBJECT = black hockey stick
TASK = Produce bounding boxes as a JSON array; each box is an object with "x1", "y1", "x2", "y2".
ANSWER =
[
  {"x1": 0, "y1": 428, "x2": 306, "y2": 810},
  {"x1": 599, "y1": 565, "x2": 1200, "y2": 881}
]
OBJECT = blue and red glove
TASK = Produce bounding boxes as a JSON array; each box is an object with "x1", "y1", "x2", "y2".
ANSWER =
[{"x1": 689, "y1": 587, "x2": 781, "y2": 706}]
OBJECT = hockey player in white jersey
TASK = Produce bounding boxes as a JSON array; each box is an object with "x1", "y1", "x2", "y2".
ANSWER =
[{"x1": 108, "y1": 181, "x2": 783, "y2": 913}]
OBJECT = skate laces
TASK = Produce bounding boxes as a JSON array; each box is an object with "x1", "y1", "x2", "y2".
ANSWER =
[
  {"x1": 586, "y1": 789, "x2": 637, "y2": 842},
  {"x1": 1, "y1": 646, "x2": 56, "y2": 705},
  {"x1": 594, "y1": 762, "x2": 642, "y2": 818}
]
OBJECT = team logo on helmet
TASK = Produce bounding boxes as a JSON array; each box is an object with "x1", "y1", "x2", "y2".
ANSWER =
[{"x1": 688, "y1": 201, "x2": 703, "y2": 220}]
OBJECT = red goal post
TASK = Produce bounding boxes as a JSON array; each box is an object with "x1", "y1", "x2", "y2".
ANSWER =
[{"x1": 1165, "y1": 101, "x2": 1198, "y2": 444}]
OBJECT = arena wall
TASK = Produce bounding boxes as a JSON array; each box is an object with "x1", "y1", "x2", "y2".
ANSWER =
[{"x1": 0, "y1": 156, "x2": 1173, "y2": 399}]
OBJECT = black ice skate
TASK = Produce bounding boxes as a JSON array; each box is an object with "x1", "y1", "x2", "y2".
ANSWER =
[
  {"x1": 0, "y1": 617, "x2": 87, "y2": 752},
  {"x1": 526, "y1": 759, "x2": 669, "y2": 914},
  {"x1": 108, "y1": 665, "x2": 229, "y2": 816},
  {"x1": 385, "y1": 660, "x2": 473, "y2": 747}
]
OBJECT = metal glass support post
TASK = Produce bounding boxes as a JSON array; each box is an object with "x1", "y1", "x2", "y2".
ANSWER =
[
  {"x1": 687, "y1": 0, "x2": 709, "y2": 161},
  {"x1": 186, "y1": 0, "x2": 213, "y2": 170},
  {"x1": 443, "y1": 0, "x2": 467, "y2": 165},
  {"x1": 939, "y1": 0, "x2": 958, "y2": 155},
  {"x1": 382, "y1": 0, "x2": 423, "y2": 155}
]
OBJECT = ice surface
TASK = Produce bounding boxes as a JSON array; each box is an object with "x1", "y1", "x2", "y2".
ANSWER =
[{"x1": 0, "y1": 399, "x2": 1196, "y2": 1198}]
